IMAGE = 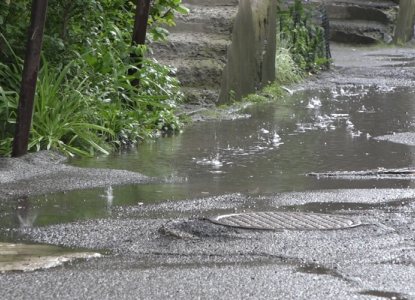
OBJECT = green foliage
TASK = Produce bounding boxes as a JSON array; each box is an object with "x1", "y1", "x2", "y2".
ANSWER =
[
  {"x1": 242, "y1": 94, "x2": 269, "y2": 103},
  {"x1": 31, "y1": 57, "x2": 114, "y2": 157},
  {"x1": 0, "y1": 1, "x2": 31, "y2": 61},
  {"x1": 0, "y1": 87, "x2": 18, "y2": 155},
  {"x1": 274, "y1": 34, "x2": 303, "y2": 85},
  {"x1": 148, "y1": 0, "x2": 189, "y2": 42},
  {"x1": 0, "y1": 0, "x2": 188, "y2": 64},
  {"x1": 0, "y1": 0, "x2": 188, "y2": 157},
  {"x1": 0, "y1": 34, "x2": 24, "y2": 93},
  {"x1": 228, "y1": 90, "x2": 236, "y2": 103},
  {"x1": 277, "y1": 0, "x2": 329, "y2": 72},
  {"x1": 262, "y1": 83, "x2": 284, "y2": 98}
]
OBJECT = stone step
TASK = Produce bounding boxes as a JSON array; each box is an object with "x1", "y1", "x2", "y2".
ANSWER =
[
  {"x1": 170, "y1": 4, "x2": 238, "y2": 35},
  {"x1": 158, "y1": 58, "x2": 226, "y2": 88},
  {"x1": 150, "y1": 1, "x2": 276, "y2": 105},
  {"x1": 325, "y1": 3, "x2": 397, "y2": 24},
  {"x1": 180, "y1": 87, "x2": 219, "y2": 105},
  {"x1": 329, "y1": 0, "x2": 398, "y2": 9},
  {"x1": 181, "y1": 0, "x2": 238, "y2": 6},
  {"x1": 329, "y1": 19, "x2": 394, "y2": 43},
  {"x1": 150, "y1": 33, "x2": 228, "y2": 59}
]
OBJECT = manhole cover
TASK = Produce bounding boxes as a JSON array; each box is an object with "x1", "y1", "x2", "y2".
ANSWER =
[{"x1": 209, "y1": 212, "x2": 361, "y2": 231}]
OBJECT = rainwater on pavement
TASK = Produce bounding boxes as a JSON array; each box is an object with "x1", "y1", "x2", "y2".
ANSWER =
[{"x1": 2, "y1": 85, "x2": 415, "y2": 237}]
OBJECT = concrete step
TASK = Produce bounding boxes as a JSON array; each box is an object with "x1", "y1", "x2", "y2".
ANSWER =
[
  {"x1": 152, "y1": 3, "x2": 237, "y2": 102},
  {"x1": 330, "y1": 19, "x2": 394, "y2": 43},
  {"x1": 170, "y1": 4, "x2": 238, "y2": 35},
  {"x1": 150, "y1": 33, "x2": 228, "y2": 59},
  {"x1": 330, "y1": 0, "x2": 398, "y2": 9},
  {"x1": 159, "y1": 58, "x2": 226, "y2": 88},
  {"x1": 325, "y1": 3, "x2": 397, "y2": 24}
]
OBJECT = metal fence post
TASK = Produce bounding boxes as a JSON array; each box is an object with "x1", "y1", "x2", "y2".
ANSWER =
[
  {"x1": 12, "y1": 0, "x2": 48, "y2": 157},
  {"x1": 130, "y1": 0, "x2": 151, "y2": 88}
]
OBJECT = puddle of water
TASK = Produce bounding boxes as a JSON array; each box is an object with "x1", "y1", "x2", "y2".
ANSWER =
[
  {"x1": 278, "y1": 199, "x2": 413, "y2": 214},
  {"x1": 381, "y1": 62, "x2": 415, "y2": 68},
  {"x1": 368, "y1": 54, "x2": 415, "y2": 67},
  {"x1": 296, "y1": 262, "x2": 344, "y2": 280},
  {"x1": 388, "y1": 57, "x2": 415, "y2": 62},
  {"x1": 2, "y1": 86, "x2": 415, "y2": 234},
  {"x1": 368, "y1": 54, "x2": 405, "y2": 58},
  {"x1": 0, "y1": 242, "x2": 101, "y2": 272},
  {"x1": 360, "y1": 290, "x2": 410, "y2": 300}
]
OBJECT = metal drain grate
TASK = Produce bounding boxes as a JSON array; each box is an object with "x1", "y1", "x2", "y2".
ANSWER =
[{"x1": 209, "y1": 212, "x2": 361, "y2": 231}]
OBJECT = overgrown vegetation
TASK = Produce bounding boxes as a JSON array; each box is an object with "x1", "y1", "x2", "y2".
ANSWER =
[
  {"x1": 0, "y1": 0, "x2": 188, "y2": 157},
  {"x1": 277, "y1": 0, "x2": 329, "y2": 72},
  {"x1": 0, "y1": 0, "x2": 330, "y2": 157}
]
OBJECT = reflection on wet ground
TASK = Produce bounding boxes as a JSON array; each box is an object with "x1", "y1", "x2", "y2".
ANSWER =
[
  {"x1": 0, "y1": 242, "x2": 101, "y2": 272},
  {"x1": 369, "y1": 54, "x2": 415, "y2": 68},
  {"x1": 359, "y1": 290, "x2": 410, "y2": 300},
  {"x1": 306, "y1": 168, "x2": 415, "y2": 179},
  {"x1": 2, "y1": 86, "x2": 415, "y2": 234},
  {"x1": 279, "y1": 198, "x2": 414, "y2": 214},
  {"x1": 296, "y1": 262, "x2": 344, "y2": 280}
]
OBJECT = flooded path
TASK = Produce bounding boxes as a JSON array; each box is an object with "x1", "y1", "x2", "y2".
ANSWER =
[
  {"x1": 69, "y1": 86, "x2": 415, "y2": 198},
  {"x1": 2, "y1": 86, "x2": 415, "y2": 232},
  {"x1": 2, "y1": 44, "x2": 415, "y2": 298}
]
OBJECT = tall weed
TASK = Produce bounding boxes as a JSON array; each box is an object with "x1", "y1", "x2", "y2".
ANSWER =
[
  {"x1": 30, "y1": 57, "x2": 113, "y2": 157},
  {"x1": 0, "y1": 87, "x2": 18, "y2": 156},
  {"x1": 275, "y1": 34, "x2": 303, "y2": 85},
  {"x1": 277, "y1": 0, "x2": 329, "y2": 72},
  {"x1": 0, "y1": 34, "x2": 24, "y2": 92}
]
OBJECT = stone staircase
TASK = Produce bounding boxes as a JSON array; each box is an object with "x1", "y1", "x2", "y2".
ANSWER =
[
  {"x1": 324, "y1": 0, "x2": 399, "y2": 44},
  {"x1": 149, "y1": 0, "x2": 277, "y2": 106},
  {"x1": 149, "y1": 0, "x2": 238, "y2": 106}
]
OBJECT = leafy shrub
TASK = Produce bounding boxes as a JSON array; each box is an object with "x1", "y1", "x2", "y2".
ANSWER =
[
  {"x1": 275, "y1": 34, "x2": 303, "y2": 85},
  {"x1": 30, "y1": 57, "x2": 114, "y2": 157},
  {"x1": 0, "y1": 1, "x2": 188, "y2": 157}
]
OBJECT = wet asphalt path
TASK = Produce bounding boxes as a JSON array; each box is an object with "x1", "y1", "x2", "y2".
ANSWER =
[
  {"x1": 1, "y1": 44, "x2": 415, "y2": 299},
  {"x1": 1, "y1": 189, "x2": 415, "y2": 299}
]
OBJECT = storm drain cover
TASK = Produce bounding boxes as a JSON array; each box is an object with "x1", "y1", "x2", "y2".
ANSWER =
[{"x1": 209, "y1": 212, "x2": 361, "y2": 231}]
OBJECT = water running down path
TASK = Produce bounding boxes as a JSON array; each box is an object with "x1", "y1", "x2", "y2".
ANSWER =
[
  {"x1": 2, "y1": 85, "x2": 415, "y2": 230},
  {"x1": 1, "y1": 45, "x2": 415, "y2": 299}
]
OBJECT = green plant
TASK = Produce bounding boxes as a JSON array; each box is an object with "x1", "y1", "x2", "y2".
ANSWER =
[
  {"x1": 0, "y1": 1, "x2": 31, "y2": 62},
  {"x1": 277, "y1": 0, "x2": 329, "y2": 72},
  {"x1": 148, "y1": 0, "x2": 189, "y2": 42},
  {"x1": 0, "y1": 1, "x2": 188, "y2": 157},
  {"x1": 275, "y1": 34, "x2": 303, "y2": 84},
  {"x1": 242, "y1": 94, "x2": 269, "y2": 103},
  {"x1": 0, "y1": 34, "x2": 24, "y2": 93},
  {"x1": 0, "y1": 87, "x2": 18, "y2": 155},
  {"x1": 228, "y1": 89, "x2": 236, "y2": 103},
  {"x1": 263, "y1": 82, "x2": 284, "y2": 97},
  {"x1": 77, "y1": 40, "x2": 185, "y2": 142},
  {"x1": 30, "y1": 57, "x2": 114, "y2": 157}
]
